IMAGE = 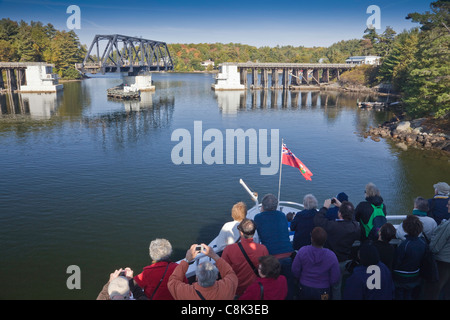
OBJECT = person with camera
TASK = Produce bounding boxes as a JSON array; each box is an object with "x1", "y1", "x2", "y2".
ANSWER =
[
  {"x1": 96, "y1": 267, "x2": 148, "y2": 300},
  {"x1": 167, "y1": 244, "x2": 238, "y2": 300}
]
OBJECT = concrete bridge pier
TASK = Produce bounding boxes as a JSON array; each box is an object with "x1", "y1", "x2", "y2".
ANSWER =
[
  {"x1": 251, "y1": 68, "x2": 260, "y2": 89},
  {"x1": 282, "y1": 69, "x2": 290, "y2": 89},
  {"x1": 240, "y1": 69, "x2": 248, "y2": 88},
  {"x1": 321, "y1": 69, "x2": 330, "y2": 83},
  {"x1": 260, "y1": 69, "x2": 269, "y2": 89},
  {"x1": 212, "y1": 64, "x2": 245, "y2": 90},
  {"x1": 271, "y1": 69, "x2": 280, "y2": 89},
  {"x1": 291, "y1": 69, "x2": 301, "y2": 86},
  {"x1": 122, "y1": 72, "x2": 155, "y2": 91}
]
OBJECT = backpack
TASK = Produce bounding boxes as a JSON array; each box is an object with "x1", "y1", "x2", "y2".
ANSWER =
[{"x1": 361, "y1": 204, "x2": 387, "y2": 239}]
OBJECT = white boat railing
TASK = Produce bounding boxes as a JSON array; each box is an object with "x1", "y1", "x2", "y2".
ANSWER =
[{"x1": 178, "y1": 180, "x2": 409, "y2": 279}]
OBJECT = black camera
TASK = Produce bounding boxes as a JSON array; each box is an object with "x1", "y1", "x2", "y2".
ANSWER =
[
  {"x1": 119, "y1": 270, "x2": 126, "y2": 277},
  {"x1": 331, "y1": 198, "x2": 336, "y2": 204}
]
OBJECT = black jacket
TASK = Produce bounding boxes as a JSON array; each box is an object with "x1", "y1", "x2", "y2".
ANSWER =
[{"x1": 314, "y1": 208, "x2": 361, "y2": 262}]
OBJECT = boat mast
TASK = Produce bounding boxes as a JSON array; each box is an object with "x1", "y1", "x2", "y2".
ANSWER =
[{"x1": 277, "y1": 138, "x2": 284, "y2": 202}]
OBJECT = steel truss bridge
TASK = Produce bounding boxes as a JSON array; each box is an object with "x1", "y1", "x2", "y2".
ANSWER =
[{"x1": 76, "y1": 34, "x2": 174, "y2": 74}]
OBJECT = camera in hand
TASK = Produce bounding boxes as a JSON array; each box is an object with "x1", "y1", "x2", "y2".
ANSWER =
[
  {"x1": 119, "y1": 270, "x2": 126, "y2": 277},
  {"x1": 331, "y1": 198, "x2": 336, "y2": 204},
  {"x1": 195, "y1": 245, "x2": 202, "y2": 252}
]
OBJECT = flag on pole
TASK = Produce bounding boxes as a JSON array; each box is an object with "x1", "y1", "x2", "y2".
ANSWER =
[{"x1": 282, "y1": 143, "x2": 313, "y2": 181}]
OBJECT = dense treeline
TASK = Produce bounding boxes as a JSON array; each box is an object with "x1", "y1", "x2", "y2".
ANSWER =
[
  {"x1": 0, "y1": 19, "x2": 86, "y2": 79},
  {"x1": 0, "y1": 1, "x2": 447, "y2": 118},
  {"x1": 168, "y1": 1, "x2": 448, "y2": 119}
]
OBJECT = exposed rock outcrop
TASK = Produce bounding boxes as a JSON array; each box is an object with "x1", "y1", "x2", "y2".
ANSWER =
[{"x1": 365, "y1": 118, "x2": 450, "y2": 153}]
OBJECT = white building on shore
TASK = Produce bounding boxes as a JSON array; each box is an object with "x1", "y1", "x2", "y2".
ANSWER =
[{"x1": 345, "y1": 56, "x2": 381, "y2": 65}]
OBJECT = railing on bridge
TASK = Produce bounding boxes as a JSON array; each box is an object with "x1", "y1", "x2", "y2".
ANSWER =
[{"x1": 76, "y1": 34, "x2": 174, "y2": 74}]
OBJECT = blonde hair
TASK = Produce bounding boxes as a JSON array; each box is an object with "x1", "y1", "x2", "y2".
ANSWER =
[{"x1": 231, "y1": 201, "x2": 247, "y2": 222}]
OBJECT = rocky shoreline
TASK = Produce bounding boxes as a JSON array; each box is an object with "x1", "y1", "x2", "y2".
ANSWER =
[{"x1": 365, "y1": 118, "x2": 450, "y2": 154}]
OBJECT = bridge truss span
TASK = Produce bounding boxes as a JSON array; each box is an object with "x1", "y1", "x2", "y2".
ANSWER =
[{"x1": 76, "y1": 34, "x2": 174, "y2": 75}]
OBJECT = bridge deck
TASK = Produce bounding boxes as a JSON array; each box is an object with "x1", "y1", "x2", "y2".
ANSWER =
[{"x1": 226, "y1": 62, "x2": 356, "y2": 69}]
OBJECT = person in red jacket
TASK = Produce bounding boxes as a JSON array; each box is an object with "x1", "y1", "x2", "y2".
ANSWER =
[
  {"x1": 222, "y1": 219, "x2": 269, "y2": 297},
  {"x1": 133, "y1": 238, "x2": 187, "y2": 300},
  {"x1": 239, "y1": 255, "x2": 287, "y2": 300}
]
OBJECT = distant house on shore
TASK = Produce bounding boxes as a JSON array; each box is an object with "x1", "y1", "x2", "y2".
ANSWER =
[
  {"x1": 345, "y1": 56, "x2": 381, "y2": 65},
  {"x1": 201, "y1": 59, "x2": 215, "y2": 69}
]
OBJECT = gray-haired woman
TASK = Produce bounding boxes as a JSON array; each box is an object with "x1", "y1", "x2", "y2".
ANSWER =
[
  {"x1": 290, "y1": 194, "x2": 318, "y2": 250},
  {"x1": 133, "y1": 238, "x2": 187, "y2": 300}
]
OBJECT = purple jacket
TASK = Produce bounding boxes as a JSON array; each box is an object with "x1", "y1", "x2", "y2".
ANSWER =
[{"x1": 291, "y1": 245, "x2": 340, "y2": 289}]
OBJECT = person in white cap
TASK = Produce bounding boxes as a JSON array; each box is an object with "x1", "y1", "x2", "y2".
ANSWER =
[{"x1": 428, "y1": 182, "x2": 450, "y2": 225}]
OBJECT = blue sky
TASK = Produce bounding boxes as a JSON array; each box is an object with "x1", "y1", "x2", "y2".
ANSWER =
[{"x1": 0, "y1": 0, "x2": 432, "y2": 47}]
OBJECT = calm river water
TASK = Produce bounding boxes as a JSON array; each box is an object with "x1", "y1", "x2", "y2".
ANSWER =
[{"x1": 0, "y1": 73, "x2": 449, "y2": 299}]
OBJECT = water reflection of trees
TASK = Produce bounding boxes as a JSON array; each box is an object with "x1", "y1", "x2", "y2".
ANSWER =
[
  {"x1": 0, "y1": 82, "x2": 175, "y2": 145},
  {"x1": 214, "y1": 89, "x2": 394, "y2": 133},
  {"x1": 83, "y1": 93, "x2": 175, "y2": 149},
  {"x1": 215, "y1": 89, "x2": 381, "y2": 112}
]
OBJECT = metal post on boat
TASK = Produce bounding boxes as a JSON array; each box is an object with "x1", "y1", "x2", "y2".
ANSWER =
[
  {"x1": 277, "y1": 138, "x2": 284, "y2": 201},
  {"x1": 239, "y1": 179, "x2": 258, "y2": 206}
]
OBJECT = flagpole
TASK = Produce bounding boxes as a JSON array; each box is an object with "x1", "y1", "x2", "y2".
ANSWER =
[{"x1": 277, "y1": 138, "x2": 283, "y2": 202}]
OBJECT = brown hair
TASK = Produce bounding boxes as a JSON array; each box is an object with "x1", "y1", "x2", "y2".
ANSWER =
[
  {"x1": 403, "y1": 215, "x2": 423, "y2": 237},
  {"x1": 339, "y1": 201, "x2": 355, "y2": 221},
  {"x1": 379, "y1": 223, "x2": 396, "y2": 242},
  {"x1": 311, "y1": 227, "x2": 327, "y2": 247},
  {"x1": 258, "y1": 255, "x2": 281, "y2": 279}
]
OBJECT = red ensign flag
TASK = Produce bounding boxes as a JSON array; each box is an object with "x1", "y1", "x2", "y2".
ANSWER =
[{"x1": 282, "y1": 143, "x2": 313, "y2": 181}]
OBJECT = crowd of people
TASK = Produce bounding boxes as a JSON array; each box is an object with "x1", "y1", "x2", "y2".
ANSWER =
[{"x1": 96, "y1": 181, "x2": 450, "y2": 300}]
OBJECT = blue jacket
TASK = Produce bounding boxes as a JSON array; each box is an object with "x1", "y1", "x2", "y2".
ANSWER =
[
  {"x1": 343, "y1": 262, "x2": 394, "y2": 300},
  {"x1": 393, "y1": 235, "x2": 427, "y2": 284},
  {"x1": 254, "y1": 210, "x2": 293, "y2": 255},
  {"x1": 290, "y1": 209, "x2": 317, "y2": 250},
  {"x1": 428, "y1": 196, "x2": 450, "y2": 225}
]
